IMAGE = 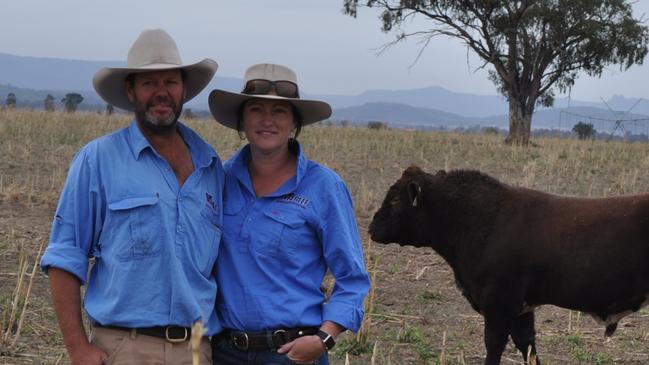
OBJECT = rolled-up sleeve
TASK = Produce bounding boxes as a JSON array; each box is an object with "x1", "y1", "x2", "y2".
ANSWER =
[
  {"x1": 320, "y1": 180, "x2": 371, "y2": 332},
  {"x1": 41, "y1": 148, "x2": 102, "y2": 284}
]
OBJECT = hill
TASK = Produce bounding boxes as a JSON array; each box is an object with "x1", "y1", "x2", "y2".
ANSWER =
[
  {"x1": 334, "y1": 102, "x2": 649, "y2": 135},
  {"x1": 332, "y1": 102, "x2": 471, "y2": 128},
  {"x1": 314, "y1": 86, "x2": 509, "y2": 117},
  {"x1": 0, "y1": 52, "x2": 242, "y2": 110},
  {"x1": 0, "y1": 83, "x2": 104, "y2": 111},
  {"x1": 2, "y1": 52, "x2": 649, "y2": 130}
]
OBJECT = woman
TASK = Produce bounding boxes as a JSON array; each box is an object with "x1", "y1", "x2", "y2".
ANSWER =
[{"x1": 208, "y1": 63, "x2": 370, "y2": 365}]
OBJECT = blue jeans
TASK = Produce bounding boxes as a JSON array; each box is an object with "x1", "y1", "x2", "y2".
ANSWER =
[{"x1": 211, "y1": 335, "x2": 329, "y2": 365}]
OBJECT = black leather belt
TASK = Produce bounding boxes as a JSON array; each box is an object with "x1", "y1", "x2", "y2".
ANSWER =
[
  {"x1": 216, "y1": 327, "x2": 318, "y2": 350},
  {"x1": 97, "y1": 325, "x2": 192, "y2": 343}
]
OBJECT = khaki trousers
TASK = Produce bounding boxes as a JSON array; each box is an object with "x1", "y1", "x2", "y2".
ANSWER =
[{"x1": 90, "y1": 326, "x2": 212, "y2": 365}]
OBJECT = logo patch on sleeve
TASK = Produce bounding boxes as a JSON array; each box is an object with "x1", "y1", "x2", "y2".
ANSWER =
[{"x1": 278, "y1": 193, "x2": 310, "y2": 208}]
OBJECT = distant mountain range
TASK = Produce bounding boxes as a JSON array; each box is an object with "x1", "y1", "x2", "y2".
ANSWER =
[
  {"x1": 2, "y1": 52, "x2": 648, "y2": 133},
  {"x1": 0, "y1": 52, "x2": 242, "y2": 110},
  {"x1": 332, "y1": 102, "x2": 649, "y2": 134}
]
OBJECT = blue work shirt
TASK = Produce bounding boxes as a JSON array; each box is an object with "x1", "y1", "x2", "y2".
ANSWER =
[
  {"x1": 40, "y1": 121, "x2": 224, "y2": 335},
  {"x1": 216, "y1": 142, "x2": 370, "y2": 332}
]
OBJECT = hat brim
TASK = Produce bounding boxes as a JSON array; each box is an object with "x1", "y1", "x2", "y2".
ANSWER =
[
  {"x1": 93, "y1": 58, "x2": 218, "y2": 111},
  {"x1": 208, "y1": 89, "x2": 332, "y2": 129}
]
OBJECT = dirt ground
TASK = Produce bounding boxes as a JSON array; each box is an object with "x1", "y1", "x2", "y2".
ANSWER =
[
  {"x1": 3, "y1": 111, "x2": 649, "y2": 364},
  {"x1": 5, "y1": 198, "x2": 649, "y2": 365}
]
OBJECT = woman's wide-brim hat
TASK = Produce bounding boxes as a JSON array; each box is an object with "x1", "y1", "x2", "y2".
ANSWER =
[
  {"x1": 93, "y1": 29, "x2": 218, "y2": 111},
  {"x1": 208, "y1": 63, "x2": 331, "y2": 129}
]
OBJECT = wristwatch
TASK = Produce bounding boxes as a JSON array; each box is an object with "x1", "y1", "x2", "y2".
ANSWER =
[{"x1": 316, "y1": 329, "x2": 336, "y2": 351}]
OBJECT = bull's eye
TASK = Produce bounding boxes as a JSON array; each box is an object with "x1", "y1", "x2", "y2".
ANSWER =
[{"x1": 390, "y1": 196, "x2": 400, "y2": 207}]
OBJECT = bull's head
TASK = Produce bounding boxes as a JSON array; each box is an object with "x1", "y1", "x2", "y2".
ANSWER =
[{"x1": 369, "y1": 166, "x2": 444, "y2": 247}]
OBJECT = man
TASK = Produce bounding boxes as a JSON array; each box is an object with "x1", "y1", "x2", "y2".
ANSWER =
[{"x1": 40, "y1": 29, "x2": 222, "y2": 365}]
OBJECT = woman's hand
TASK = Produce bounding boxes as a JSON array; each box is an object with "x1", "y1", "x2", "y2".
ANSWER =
[{"x1": 277, "y1": 335, "x2": 326, "y2": 364}]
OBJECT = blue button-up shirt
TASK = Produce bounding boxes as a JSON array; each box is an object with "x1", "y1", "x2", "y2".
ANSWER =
[
  {"x1": 216, "y1": 142, "x2": 370, "y2": 332},
  {"x1": 41, "y1": 121, "x2": 224, "y2": 335}
]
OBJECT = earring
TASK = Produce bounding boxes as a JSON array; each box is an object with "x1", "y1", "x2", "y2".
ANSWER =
[{"x1": 238, "y1": 130, "x2": 246, "y2": 140}]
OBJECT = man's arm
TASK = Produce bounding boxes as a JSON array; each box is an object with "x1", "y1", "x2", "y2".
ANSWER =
[
  {"x1": 319, "y1": 320, "x2": 344, "y2": 339},
  {"x1": 48, "y1": 268, "x2": 107, "y2": 365}
]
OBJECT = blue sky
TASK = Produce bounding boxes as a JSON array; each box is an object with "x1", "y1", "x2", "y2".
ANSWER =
[{"x1": 1, "y1": 0, "x2": 649, "y2": 101}]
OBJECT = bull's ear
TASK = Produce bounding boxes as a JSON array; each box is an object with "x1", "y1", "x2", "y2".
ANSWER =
[
  {"x1": 403, "y1": 165, "x2": 423, "y2": 178},
  {"x1": 407, "y1": 182, "x2": 422, "y2": 207}
]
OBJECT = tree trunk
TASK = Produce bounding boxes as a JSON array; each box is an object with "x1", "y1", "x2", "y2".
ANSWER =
[{"x1": 505, "y1": 99, "x2": 532, "y2": 146}]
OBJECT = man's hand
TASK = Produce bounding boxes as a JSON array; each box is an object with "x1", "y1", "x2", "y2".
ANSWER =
[
  {"x1": 69, "y1": 342, "x2": 108, "y2": 365},
  {"x1": 277, "y1": 335, "x2": 326, "y2": 364},
  {"x1": 48, "y1": 268, "x2": 107, "y2": 365}
]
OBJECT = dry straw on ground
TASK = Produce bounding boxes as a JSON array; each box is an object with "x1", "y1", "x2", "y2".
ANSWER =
[{"x1": 2, "y1": 109, "x2": 649, "y2": 364}]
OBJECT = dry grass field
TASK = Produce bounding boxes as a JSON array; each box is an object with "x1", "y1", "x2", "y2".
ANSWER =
[{"x1": 3, "y1": 109, "x2": 649, "y2": 364}]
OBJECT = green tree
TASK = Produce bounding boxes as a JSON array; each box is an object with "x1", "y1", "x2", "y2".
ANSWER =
[
  {"x1": 572, "y1": 121, "x2": 596, "y2": 140},
  {"x1": 344, "y1": 0, "x2": 648, "y2": 145},
  {"x1": 6, "y1": 93, "x2": 16, "y2": 109},
  {"x1": 44, "y1": 94, "x2": 55, "y2": 112},
  {"x1": 61, "y1": 93, "x2": 84, "y2": 113}
]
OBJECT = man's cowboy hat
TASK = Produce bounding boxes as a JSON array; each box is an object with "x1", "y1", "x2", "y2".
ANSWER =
[
  {"x1": 93, "y1": 29, "x2": 218, "y2": 111},
  {"x1": 208, "y1": 63, "x2": 331, "y2": 129}
]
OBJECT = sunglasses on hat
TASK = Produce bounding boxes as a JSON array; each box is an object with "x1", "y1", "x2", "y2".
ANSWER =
[{"x1": 242, "y1": 79, "x2": 299, "y2": 98}]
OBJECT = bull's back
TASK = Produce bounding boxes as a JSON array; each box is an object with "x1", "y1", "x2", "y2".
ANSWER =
[{"x1": 483, "y1": 190, "x2": 649, "y2": 311}]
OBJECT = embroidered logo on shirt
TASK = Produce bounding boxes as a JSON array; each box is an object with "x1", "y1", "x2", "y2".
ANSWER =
[
  {"x1": 278, "y1": 193, "x2": 310, "y2": 208},
  {"x1": 203, "y1": 192, "x2": 221, "y2": 228},
  {"x1": 205, "y1": 193, "x2": 219, "y2": 214}
]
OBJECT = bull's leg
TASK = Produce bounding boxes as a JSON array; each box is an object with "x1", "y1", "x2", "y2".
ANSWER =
[
  {"x1": 483, "y1": 315, "x2": 511, "y2": 365},
  {"x1": 510, "y1": 311, "x2": 541, "y2": 365},
  {"x1": 481, "y1": 282, "x2": 525, "y2": 365}
]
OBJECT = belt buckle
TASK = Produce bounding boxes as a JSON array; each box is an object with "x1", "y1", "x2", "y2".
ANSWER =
[
  {"x1": 165, "y1": 326, "x2": 188, "y2": 343},
  {"x1": 232, "y1": 331, "x2": 249, "y2": 350},
  {"x1": 273, "y1": 329, "x2": 287, "y2": 345}
]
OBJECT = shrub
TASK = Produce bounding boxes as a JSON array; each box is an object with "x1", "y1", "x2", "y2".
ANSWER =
[
  {"x1": 573, "y1": 122, "x2": 596, "y2": 140},
  {"x1": 367, "y1": 121, "x2": 387, "y2": 130}
]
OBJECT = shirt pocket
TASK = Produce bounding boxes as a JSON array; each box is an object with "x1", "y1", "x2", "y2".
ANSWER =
[
  {"x1": 201, "y1": 203, "x2": 222, "y2": 228},
  {"x1": 256, "y1": 209, "x2": 305, "y2": 258},
  {"x1": 107, "y1": 195, "x2": 162, "y2": 262}
]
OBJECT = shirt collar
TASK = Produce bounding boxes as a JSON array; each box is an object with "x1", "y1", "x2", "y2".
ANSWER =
[
  {"x1": 126, "y1": 120, "x2": 218, "y2": 168},
  {"x1": 177, "y1": 122, "x2": 218, "y2": 168},
  {"x1": 127, "y1": 120, "x2": 151, "y2": 159},
  {"x1": 294, "y1": 141, "x2": 308, "y2": 184},
  {"x1": 231, "y1": 140, "x2": 308, "y2": 197}
]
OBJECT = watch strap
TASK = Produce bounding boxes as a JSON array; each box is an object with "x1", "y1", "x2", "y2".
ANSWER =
[{"x1": 316, "y1": 329, "x2": 335, "y2": 351}]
